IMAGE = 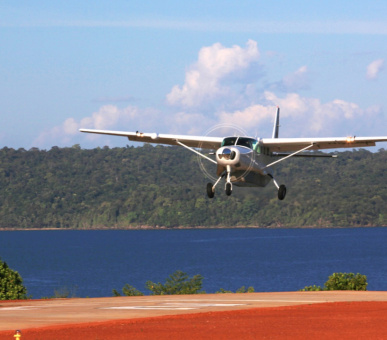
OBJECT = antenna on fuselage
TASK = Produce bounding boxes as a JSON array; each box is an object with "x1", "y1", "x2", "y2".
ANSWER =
[{"x1": 272, "y1": 106, "x2": 280, "y2": 139}]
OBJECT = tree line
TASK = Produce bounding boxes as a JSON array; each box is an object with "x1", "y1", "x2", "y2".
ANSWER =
[{"x1": 0, "y1": 145, "x2": 385, "y2": 229}]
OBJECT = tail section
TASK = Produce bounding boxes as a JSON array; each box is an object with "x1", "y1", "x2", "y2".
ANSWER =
[{"x1": 272, "y1": 106, "x2": 280, "y2": 139}]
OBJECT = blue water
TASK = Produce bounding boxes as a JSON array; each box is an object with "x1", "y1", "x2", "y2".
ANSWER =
[{"x1": 0, "y1": 228, "x2": 386, "y2": 299}]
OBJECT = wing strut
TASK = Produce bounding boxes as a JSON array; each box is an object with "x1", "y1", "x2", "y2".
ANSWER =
[
  {"x1": 176, "y1": 140, "x2": 217, "y2": 164},
  {"x1": 263, "y1": 143, "x2": 314, "y2": 170}
]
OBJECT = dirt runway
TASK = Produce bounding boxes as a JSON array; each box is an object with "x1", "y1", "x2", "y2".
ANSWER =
[{"x1": 1, "y1": 291, "x2": 387, "y2": 339}]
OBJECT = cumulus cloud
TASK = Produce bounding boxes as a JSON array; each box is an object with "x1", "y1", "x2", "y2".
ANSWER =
[
  {"x1": 33, "y1": 105, "x2": 152, "y2": 147},
  {"x1": 79, "y1": 105, "x2": 139, "y2": 130},
  {"x1": 262, "y1": 91, "x2": 382, "y2": 136},
  {"x1": 35, "y1": 40, "x2": 385, "y2": 148},
  {"x1": 366, "y1": 59, "x2": 384, "y2": 79},
  {"x1": 166, "y1": 40, "x2": 261, "y2": 108},
  {"x1": 217, "y1": 105, "x2": 276, "y2": 131},
  {"x1": 269, "y1": 66, "x2": 310, "y2": 92}
]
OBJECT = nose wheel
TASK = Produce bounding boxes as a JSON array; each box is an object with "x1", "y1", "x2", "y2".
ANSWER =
[
  {"x1": 206, "y1": 165, "x2": 233, "y2": 198},
  {"x1": 225, "y1": 182, "x2": 232, "y2": 196}
]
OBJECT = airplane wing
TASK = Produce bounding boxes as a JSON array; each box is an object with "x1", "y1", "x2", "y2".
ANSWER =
[
  {"x1": 79, "y1": 129, "x2": 223, "y2": 149},
  {"x1": 261, "y1": 136, "x2": 387, "y2": 152}
]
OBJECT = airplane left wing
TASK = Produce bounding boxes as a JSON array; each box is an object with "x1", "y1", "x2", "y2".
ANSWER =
[
  {"x1": 261, "y1": 136, "x2": 387, "y2": 152},
  {"x1": 79, "y1": 129, "x2": 223, "y2": 149}
]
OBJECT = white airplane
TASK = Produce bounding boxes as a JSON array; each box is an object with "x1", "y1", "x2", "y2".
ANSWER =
[{"x1": 80, "y1": 107, "x2": 387, "y2": 200}]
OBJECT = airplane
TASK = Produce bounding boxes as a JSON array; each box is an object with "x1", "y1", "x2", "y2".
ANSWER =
[{"x1": 80, "y1": 107, "x2": 387, "y2": 200}]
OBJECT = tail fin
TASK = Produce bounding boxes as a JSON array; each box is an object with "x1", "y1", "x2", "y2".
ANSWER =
[{"x1": 272, "y1": 106, "x2": 280, "y2": 138}]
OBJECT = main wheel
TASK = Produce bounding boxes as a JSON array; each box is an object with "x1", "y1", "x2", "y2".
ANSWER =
[
  {"x1": 278, "y1": 184, "x2": 287, "y2": 200},
  {"x1": 206, "y1": 183, "x2": 214, "y2": 198},
  {"x1": 225, "y1": 182, "x2": 232, "y2": 196}
]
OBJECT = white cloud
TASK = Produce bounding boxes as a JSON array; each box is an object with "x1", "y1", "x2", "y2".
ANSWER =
[
  {"x1": 270, "y1": 66, "x2": 310, "y2": 92},
  {"x1": 262, "y1": 92, "x2": 382, "y2": 136},
  {"x1": 62, "y1": 118, "x2": 79, "y2": 135},
  {"x1": 166, "y1": 40, "x2": 261, "y2": 108},
  {"x1": 217, "y1": 105, "x2": 275, "y2": 131},
  {"x1": 366, "y1": 59, "x2": 384, "y2": 79},
  {"x1": 33, "y1": 105, "x2": 150, "y2": 147},
  {"x1": 79, "y1": 105, "x2": 139, "y2": 130},
  {"x1": 34, "y1": 41, "x2": 385, "y2": 148}
]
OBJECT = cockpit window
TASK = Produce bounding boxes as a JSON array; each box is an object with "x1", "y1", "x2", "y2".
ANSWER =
[
  {"x1": 221, "y1": 137, "x2": 237, "y2": 147},
  {"x1": 237, "y1": 137, "x2": 253, "y2": 149},
  {"x1": 221, "y1": 137, "x2": 257, "y2": 150}
]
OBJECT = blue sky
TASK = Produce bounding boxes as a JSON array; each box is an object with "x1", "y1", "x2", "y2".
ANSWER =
[{"x1": 1, "y1": 1, "x2": 386, "y2": 149}]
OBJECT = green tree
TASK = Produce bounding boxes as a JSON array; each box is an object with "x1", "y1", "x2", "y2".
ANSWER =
[
  {"x1": 324, "y1": 272, "x2": 367, "y2": 291},
  {"x1": 0, "y1": 258, "x2": 28, "y2": 300},
  {"x1": 236, "y1": 286, "x2": 255, "y2": 293},
  {"x1": 300, "y1": 285, "x2": 324, "y2": 291},
  {"x1": 146, "y1": 270, "x2": 205, "y2": 295},
  {"x1": 0, "y1": 146, "x2": 385, "y2": 229},
  {"x1": 112, "y1": 284, "x2": 144, "y2": 297},
  {"x1": 217, "y1": 286, "x2": 255, "y2": 293},
  {"x1": 301, "y1": 272, "x2": 367, "y2": 291}
]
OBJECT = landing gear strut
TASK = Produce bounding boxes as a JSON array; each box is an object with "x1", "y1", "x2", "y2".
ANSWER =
[
  {"x1": 225, "y1": 165, "x2": 232, "y2": 196},
  {"x1": 269, "y1": 174, "x2": 287, "y2": 200},
  {"x1": 206, "y1": 166, "x2": 233, "y2": 198}
]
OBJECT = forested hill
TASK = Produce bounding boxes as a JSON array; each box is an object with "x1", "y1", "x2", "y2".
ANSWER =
[{"x1": 0, "y1": 145, "x2": 385, "y2": 229}]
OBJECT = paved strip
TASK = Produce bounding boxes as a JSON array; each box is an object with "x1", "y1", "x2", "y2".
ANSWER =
[
  {"x1": 102, "y1": 303, "x2": 245, "y2": 310},
  {"x1": 1, "y1": 291, "x2": 387, "y2": 331}
]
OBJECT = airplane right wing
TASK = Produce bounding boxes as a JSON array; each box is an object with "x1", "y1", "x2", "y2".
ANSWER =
[{"x1": 261, "y1": 136, "x2": 387, "y2": 152}]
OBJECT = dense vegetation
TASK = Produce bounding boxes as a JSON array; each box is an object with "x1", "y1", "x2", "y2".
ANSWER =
[
  {"x1": 114, "y1": 271, "x2": 367, "y2": 297},
  {"x1": 0, "y1": 258, "x2": 28, "y2": 300},
  {"x1": 301, "y1": 272, "x2": 368, "y2": 291},
  {"x1": 113, "y1": 270, "x2": 205, "y2": 296},
  {"x1": 0, "y1": 145, "x2": 385, "y2": 229}
]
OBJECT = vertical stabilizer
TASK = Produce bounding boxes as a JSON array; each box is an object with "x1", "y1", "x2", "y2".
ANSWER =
[{"x1": 272, "y1": 106, "x2": 280, "y2": 138}]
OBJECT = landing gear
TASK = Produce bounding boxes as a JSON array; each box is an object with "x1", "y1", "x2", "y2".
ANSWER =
[
  {"x1": 278, "y1": 184, "x2": 287, "y2": 200},
  {"x1": 206, "y1": 165, "x2": 233, "y2": 198},
  {"x1": 225, "y1": 165, "x2": 232, "y2": 196},
  {"x1": 269, "y1": 174, "x2": 287, "y2": 200},
  {"x1": 225, "y1": 182, "x2": 232, "y2": 196},
  {"x1": 206, "y1": 183, "x2": 214, "y2": 198}
]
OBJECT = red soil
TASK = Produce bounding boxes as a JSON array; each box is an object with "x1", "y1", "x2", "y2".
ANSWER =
[{"x1": 1, "y1": 301, "x2": 387, "y2": 340}]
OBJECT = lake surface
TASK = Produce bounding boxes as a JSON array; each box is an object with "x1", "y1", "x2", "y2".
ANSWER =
[{"x1": 0, "y1": 228, "x2": 386, "y2": 299}]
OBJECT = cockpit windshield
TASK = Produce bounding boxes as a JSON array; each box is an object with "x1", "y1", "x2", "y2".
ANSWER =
[
  {"x1": 221, "y1": 137, "x2": 238, "y2": 147},
  {"x1": 221, "y1": 137, "x2": 257, "y2": 150}
]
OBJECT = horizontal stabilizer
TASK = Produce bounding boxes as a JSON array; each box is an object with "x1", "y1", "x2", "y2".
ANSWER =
[{"x1": 272, "y1": 152, "x2": 338, "y2": 158}]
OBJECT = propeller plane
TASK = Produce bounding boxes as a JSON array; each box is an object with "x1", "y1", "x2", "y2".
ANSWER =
[{"x1": 80, "y1": 107, "x2": 387, "y2": 200}]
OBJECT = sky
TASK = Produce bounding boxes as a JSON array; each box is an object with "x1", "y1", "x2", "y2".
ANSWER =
[{"x1": 1, "y1": 0, "x2": 387, "y2": 150}]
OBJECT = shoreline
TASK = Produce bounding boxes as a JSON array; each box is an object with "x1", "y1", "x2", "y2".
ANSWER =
[{"x1": 0, "y1": 225, "x2": 386, "y2": 231}]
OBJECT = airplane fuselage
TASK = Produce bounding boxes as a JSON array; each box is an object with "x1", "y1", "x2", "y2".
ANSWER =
[{"x1": 215, "y1": 137, "x2": 274, "y2": 188}]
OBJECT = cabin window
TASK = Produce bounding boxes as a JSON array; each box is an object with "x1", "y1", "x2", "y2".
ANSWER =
[
  {"x1": 221, "y1": 137, "x2": 237, "y2": 147},
  {"x1": 221, "y1": 137, "x2": 257, "y2": 150},
  {"x1": 255, "y1": 145, "x2": 271, "y2": 155},
  {"x1": 236, "y1": 137, "x2": 256, "y2": 150}
]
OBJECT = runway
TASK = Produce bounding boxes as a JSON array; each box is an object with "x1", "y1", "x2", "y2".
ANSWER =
[{"x1": 1, "y1": 291, "x2": 387, "y2": 331}]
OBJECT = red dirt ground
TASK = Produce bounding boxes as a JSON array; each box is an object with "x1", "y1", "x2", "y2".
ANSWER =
[{"x1": 1, "y1": 301, "x2": 387, "y2": 339}]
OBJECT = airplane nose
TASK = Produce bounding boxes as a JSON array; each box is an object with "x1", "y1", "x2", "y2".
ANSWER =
[{"x1": 219, "y1": 148, "x2": 236, "y2": 160}]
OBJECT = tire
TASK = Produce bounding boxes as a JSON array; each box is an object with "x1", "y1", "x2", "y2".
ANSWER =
[
  {"x1": 278, "y1": 185, "x2": 287, "y2": 200},
  {"x1": 225, "y1": 182, "x2": 232, "y2": 196},
  {"x1": 207, "y1": 183, "x2": 214, "y2": 198}
]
